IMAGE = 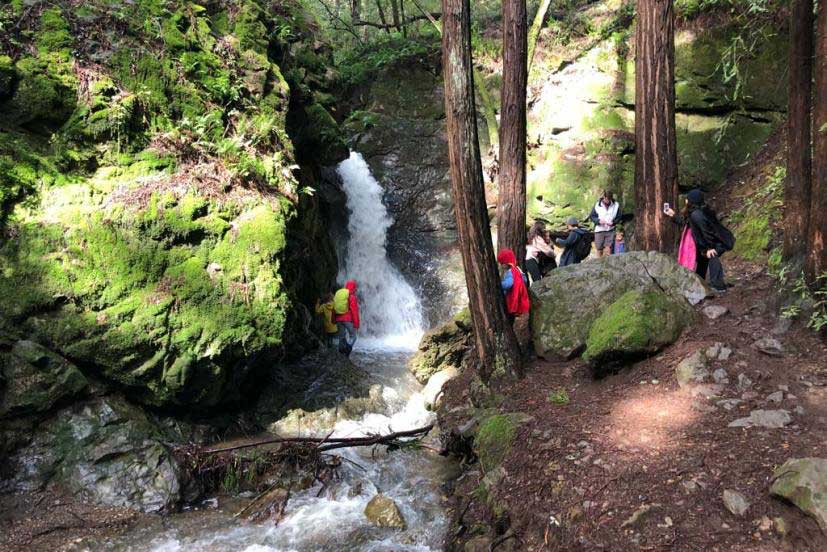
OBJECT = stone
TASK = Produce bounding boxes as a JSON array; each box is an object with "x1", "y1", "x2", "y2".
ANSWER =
[
  {"x1": 737, "y1": 373, "x2": 753, "y2": 392},
  {"x1": 676, "y1": 351, "x2": 710, "y2": 387},
  {"x1": 704, "y1": 305, "x2": 729, "y2": 320},
  {"x1": 770, "y1": 458, "x2": 827, "y2": 531},
  {"x1": 717, "y1": 399, "x2": 743, "y2": 411},
  {"x1": 0, "y1": 339, "x2": 89, "y2": 418},
  {"x1": 621, "y1": 503, "x2": 660, "y2": 528},
  {"x1": 421, "y1": 367, "x2": 459, "y2": 411},
  {"x1": 728, "y1": 409, "x2": 792, "y2": 429},
  {"x1": 531, "y1": 252, "x2": 706, "y2": 359},
  {"x1": 773, "y1": 517, "x2": 788, "y2": 535},
  {"x1": 7, "y1": 397, "x2": 180, "y2": 512},
  {"x1": 682, "y1": 480, "x2": 700, "y2": 493},
  {"x1": 771, "y1": 318, "x2": 793, "y2": 335},
  {"x1": 410, "y1": 310, "x2": 471, "y2": 384},
  {"x1": 723, "y1": 490, "x2": 750, "y2": 516},
  {"x1": 753, "y1": 337, "x2": 784, "y2": 356},
  {"x1": 583, "y1": 287, "x2": 694, "y2": 372},
  {"x1": 464, "y1": 536, "x2": 493, "y2": 552},
  {"x1": 766, "y1": 391, "x2": 784, "y2": 403},
  {"x1": 712, "y1": 368, "x2": 730, "y2": 384},
  {"x1": 364, "y1": 494, "x2": 407, "y2": 529},
  {"x1": 718, "y1": 347, "x2": 733, "y2": 361}
]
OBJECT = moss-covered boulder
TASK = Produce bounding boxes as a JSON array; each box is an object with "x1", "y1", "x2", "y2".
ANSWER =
[
  {"x1": 583, "y1": 287, "x2": 694, "y2": 373},
  {"x1": 409, "y1": 309, "x2": 472, "y2": 384},
  {"x1": 475, "y1": 414, "x2": 518, "y2": 472},
  {"x1": 0, "y1": 338, "x2": 88, "y2": 418},
  {"x1": 530, "y1": 251, "x2": 707, "y2": 359},
  {"x1": 770, "y1": 458, "x2": 827, "y2": 531}
]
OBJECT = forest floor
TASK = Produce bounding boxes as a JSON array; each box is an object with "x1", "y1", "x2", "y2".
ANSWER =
[{"x1": 440, "y1": 256, "x2": 827, "y2": 551}]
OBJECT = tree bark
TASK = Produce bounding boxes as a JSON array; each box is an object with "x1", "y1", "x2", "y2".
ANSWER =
[
  {"x1": 375, "y1": 0, "x2": 391, "y2": 33},
  {"x1": 787, "y1": 0, "x2": 815, "y2": 261},
  {"x1": 807, "y1": 3, "x2": 826, "y2": 282},
  {"x1": 390, "y1": 0, "x2": 401, "y2": 31},
  {"x1": 527, "y1": 0, "x2": 552, "y2": 71},
  {"x1": 497, "y1": 0, "x2": 528, "y2": 266},
  {"x1": 633, "y1": 0, "x2": 678, "y2": 252},
  {"x1": 442, "y1": 0, "x2": 522, "y2": 381},
  {"x1": 351, "y1": 0, "x2": 361, "y2": 23}
]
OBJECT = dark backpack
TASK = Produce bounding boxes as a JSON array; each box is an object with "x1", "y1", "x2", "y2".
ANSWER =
[
  {"x1": 572, "y1": 230, "x2": 593, "y2": 262},
  {"x1": 705, "y1": 208, "x2": 736, "y2": 252}
]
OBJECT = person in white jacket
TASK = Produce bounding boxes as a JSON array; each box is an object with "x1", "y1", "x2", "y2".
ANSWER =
[
  {"x1": 525, "y1": 221, "x2": 556, "y2": 283},
  {"x1": 588, "y1": 191, "x2": 622, "y2": 257}
]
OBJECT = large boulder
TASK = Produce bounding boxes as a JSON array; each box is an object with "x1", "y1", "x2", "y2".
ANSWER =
[
  {"x1": 364, "y1": 494, "x2": 407, "y2": 529},
  {"x1": 770, "y1": 458, "x2": 827, "y2": 531},
  {"x1": 583, "y1": 287, "x2": 694, "y2": 372},
  {"x1": 0, "y1": 338, "x2": 88, "y2": 418},
  {"x1": 530, "y1": 251, "x2": 707, "y2": 359},
  {"x1": 5, "y1": 397, "x2": 181, "y2": 513},
  {"x1": 409, "y1": 309, "x2": 472, "y2": 384}
]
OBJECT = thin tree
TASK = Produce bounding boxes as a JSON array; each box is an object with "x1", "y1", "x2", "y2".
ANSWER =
[
  {"x1": 527, "y1": 0, "x2": 553, "y2": 71},
  {"x1": 807, "y1": 3, "x2": 827, "y2": 282},
  {"x1": 786, "y1": 0, "x2": 815, "y2": 262},
  {"x1": 634, "y1": 0, "x2": 678, "y2": 252},
  {"x1": 497, "y1": 0, "x2": 528, "y2": 266},
  {"x1": 442, "y1": 0, "x2": 522, "y2": 381}
]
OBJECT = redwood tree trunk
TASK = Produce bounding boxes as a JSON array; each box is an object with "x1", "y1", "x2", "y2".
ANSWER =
[
  {"x1": 786, "y1": 0, "x2": 815, "y2": 261},
  {"x1": 497, "y1": 0, "x2": 528, "y2": 266},
  {"x1": 807, "y1": 4, "x2": 826, "y2": 282},
  {"x1": 633, "y1": 0, "x2": 678, "y2": 252},
  {"x1": 442, "y1": 0, "x2": 522, "y2": 381}
]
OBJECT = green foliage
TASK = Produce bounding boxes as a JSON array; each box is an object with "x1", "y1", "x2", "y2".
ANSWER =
[
  {"x1": 337, "y1": 36, "x2": 438, "y2": 86},
  {"x1": 730, "y1": 165, "x2": 784, "y2": 262},
  {"x1": 475, "y1": 414, "x2": 517, "y2": 472},
  {"x1": 778, "y1": 273, "x2": 827, "y2": 333},
  {"x1": 547, "y1": 389, "x2": 570, "y2": 405}
]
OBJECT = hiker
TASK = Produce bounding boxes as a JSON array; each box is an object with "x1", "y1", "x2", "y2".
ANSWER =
[
  {"x1": 589, "y1": 190, "x2": 622, "y2": 257},
  {"x1": 555, "y1": 217, "x2": 591, "y2": 267},
  {"x1": 525, "y1": 221, "x2": 556, "y2": 283},
  {"x1": 497, "y1": 248, "x2": 530, "y2": 323},
  {"x1": 314, "y1": 292, "x2": 339, "y2": 348},
  {"x1": 613, "y1": 229, "x2": 626, "y2": 254},
  {"x1": 665, "y1": 189, "x2": 734, "y2": 293},
  {"x1": 333, "y1": 280, "x2": 360, "y2": 356}
]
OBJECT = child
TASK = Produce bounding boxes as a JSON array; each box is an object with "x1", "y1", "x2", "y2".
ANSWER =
[
  {"x1": 613, "y1": 230, "x2": 626, "y2": 254},
  {"x1": 314, "y1": 292, "x2": 339, "y2": 348},
  {"x1": 497, "y1": 248, "x2": 530, "y2": 323}
]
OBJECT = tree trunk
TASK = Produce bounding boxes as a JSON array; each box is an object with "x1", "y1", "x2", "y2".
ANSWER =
[
  {"x1": 390, "y1": 0, "x2": 401, "y2": 31},
  {"x1": 807, "y1": 4, "x2": 826, "y2": 282},
  {"x1": 441, "y1": 0, "x2": 522, "y2": 381},
  {"x1": 787, "y1": 0, "x2": 815, "y2": 261},
  {"x1": 527, "y1": 0, "x2": 552, "y2": 71},
  {"x1": 375, "y1": 0, "x2": 391, "y2": 33},
  {"x1": 497, "y1": 0, "x2": 528, "y2": 266},
  {"x1": 351, "y1": 0, "x2": 361, "y2": 23},
  {"x1": 400, "y1": 0, "x2": 407, "y2": 36},
  {"x1": 633, "y1": 0, "x2": 678, "y2": 252}
]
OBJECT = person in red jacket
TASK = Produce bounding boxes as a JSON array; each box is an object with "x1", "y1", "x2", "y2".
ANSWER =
[
  {"x1": 334, "y1": 279, "x2": 360, "y2": 356},
  {"x1": 497, "y1": 249, "x2": 530, "y2": 323}
]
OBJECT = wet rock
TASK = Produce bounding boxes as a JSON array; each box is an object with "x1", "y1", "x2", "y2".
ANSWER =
[
  {"x1": 723, "y1": 489, "x2": 750, "y2": 516},
  {"x1": 531, "y1": 252, "x2": 706, "y2": 359},
  {"x1": 583, "y1": 287, "x2": 694, "y2": 373},
  {"x1": 703, "y1": 305, "x2": 729, "y2": 320},
  {"x1": 676, "y1": 351, "x2": 710, "y2": 387},
  {"x1": 410, "y1": 310, "x2": 471, "y2": 384},
  {"x1": 364, "y1": 494, "x2": 406, "y2": 529},
  {"x1": 728, "y1": 409, "x2": 792, "y2": 429},
  {"x1": 5, "y1": 397, "x2": 180, "y2": 512},
  {"x1": 0, "y1": 339, "x2": 88, "y2": 418},
  {"x1": 422, "y1": 367, "x2": 459, "y2": 411},
  {"x1": 753, "y1": 337, "x2": 784, "y2": 356},
  {"x1": 770, "y1": 458, "x2": 827, "y2": 531}
]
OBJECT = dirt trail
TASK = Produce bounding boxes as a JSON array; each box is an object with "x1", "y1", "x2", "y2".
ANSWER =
[{"x1": 440, "y1": 258, "x2": 827, "y2": 551}]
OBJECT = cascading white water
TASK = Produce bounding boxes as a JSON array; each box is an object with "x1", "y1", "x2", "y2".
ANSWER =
[{"x1": 336, "y1": 152, "x2": 423, "y2": 348}]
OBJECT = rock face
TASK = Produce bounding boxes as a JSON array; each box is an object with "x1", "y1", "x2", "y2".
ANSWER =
[
  {"x1": 531, "y1": 252, "x2": 706, "y2": 359},
  {"x1": 409, "y1": 309, "x2": 472, "y2": 384},
  {"x1": 583, "y1": 287, "x2": 693, "y2": 371},
  {"x1": 5, "y1": 397, "x2": 180, "y2": 513},
  {"x1": 364, "y1": 494, "x2": 407, "y2": 529},
  {"x1": 770, "y1": 458, "x2": 827, "y2": 530}
]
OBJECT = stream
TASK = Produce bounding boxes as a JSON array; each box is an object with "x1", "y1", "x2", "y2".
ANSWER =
[{"x1": 99, "y1": 153, "x2": 457, "y2": 551}]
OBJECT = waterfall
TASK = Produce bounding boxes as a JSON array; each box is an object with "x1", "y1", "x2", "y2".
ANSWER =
[{"x1": 336, "y1": 152, "x2": 424, "y2": 349}]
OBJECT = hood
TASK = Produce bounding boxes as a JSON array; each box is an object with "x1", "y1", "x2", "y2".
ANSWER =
[
  {"x1": 497, "y1": 249, "x2": 517, "y2": 266},
  {"x1": 345, "y1": 280, "x2": 357, "y2": 293}
]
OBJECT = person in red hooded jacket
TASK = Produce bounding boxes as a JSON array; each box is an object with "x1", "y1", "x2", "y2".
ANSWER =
[
  {"x1": 496, "y1": 249, "x2": 530, "y2": 323},
  {"x1": 334, "y1": 279, "x2": 360, "y2": 356}
]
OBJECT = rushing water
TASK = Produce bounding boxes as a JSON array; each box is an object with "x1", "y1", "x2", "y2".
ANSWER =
[{"x1": 100, "y1": 153, "x2": 454, "y2": 551}]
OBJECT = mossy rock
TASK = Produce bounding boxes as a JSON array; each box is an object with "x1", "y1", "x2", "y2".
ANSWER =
[
  {"x1": 409, "y1": 308, "x2": 472, "y2": 385},
  {"x1": 583, "y1": 287, "x2": 695, "y2": 374},
  {"x1": 474, "y1": 412, "x2": 532, "y2": 472}
]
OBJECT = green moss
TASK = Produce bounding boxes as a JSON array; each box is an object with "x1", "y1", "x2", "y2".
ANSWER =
[
  {"x1": 0, "y1": 55, "x2": 15, "y2": 100},
  {"x1": 37, "y1": 8, "x2": 73, "y2": 54},
  {"x1": 475, "y1": 414, "x2": 517, "y2": 472},
  {"x1": 732, "y1": 213, "x2": 771, "y2": 261}
]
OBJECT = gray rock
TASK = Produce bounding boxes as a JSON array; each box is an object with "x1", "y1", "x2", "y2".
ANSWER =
[
  {"x1": 531, "y1": 252, "x2": 706, "y2": 359},
  {"x1": 6, "y1": 397, "x2": 180, "y2": 512},
  {"x1": 737, "y1": 373, "x2": 753, "y2": 392},
  {"x1": 717, "y1": 399, "x2": 743, "y2": 411},
  {"x1": 770, "y1": 458, "x2": 827, "y2": 531},
  {"x1": 712, "y1": 368, "x2": 729, "y2": 384},
  {"x1": 364, "y1": 494, "x2": 406, "y2": 529},
  {"x1": 689, "y1": 384, "x2": 725, "y2": 399},
  {"x1": 703, "y1": 305, "x2": 729, "y2": 320},
  {"x1": 771, "y1": 317, "x2": 793, "y2": 335},
  {"x1": 728, "y1": 409, "x2": 792, "y2": 429},
  {"x1": 422, "y1": 367, "x2": 459, "y2": 411},
  {"x1": 682, "y1": 480, "x2": 700, "y2": 493},
  {"x1": 676, "y1": 351, "x2": 710, "y2": 387},
  {"x1": 723, "y1": 489, "x2": 750, "y2": 516},
  {"x1": 766, "y1": 391, "x2": 784, "y2": 403},
  {"x1": 717, "y1": 346, "x2": 733, "y2": 361},
  {"x1": 754, "y1": 337, "x2": 784, "y2": 356},
  {"x1": 464, "y1": 536, "x2": 493, "y2": 552}
]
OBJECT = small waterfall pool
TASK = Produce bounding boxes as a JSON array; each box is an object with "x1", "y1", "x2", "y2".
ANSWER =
[{"x1": 97, "y1": 153, "x2": 456, "y2": 551}]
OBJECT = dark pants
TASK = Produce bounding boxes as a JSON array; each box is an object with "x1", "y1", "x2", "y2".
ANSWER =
[
  {"x1": 696, "y1": 255, "x2": 726, "y2": 290},
  {"x1": 525, "y1": 258, "x2": 542, "y2": 284}
]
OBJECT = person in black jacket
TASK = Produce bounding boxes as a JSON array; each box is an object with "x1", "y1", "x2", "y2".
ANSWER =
[
  {"x1": 665, "y1": 189, "x2": 730, "y2": 292},
  {"x1": 555, "y1": 217, "x2": 590, "y2": 267}
]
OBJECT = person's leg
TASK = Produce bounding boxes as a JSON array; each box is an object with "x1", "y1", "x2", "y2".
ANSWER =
[
  {"x1": 707, "y1": 256, "x2": 726, "y2": 290},
  {"x1": 526, "y1": 258, "x2": 541, "y2": 283},
  {"x1": 345, "y1": 322, "x2": 357, "y2": 347},
  {"x1": 695, "y1": 255, "x2": 709, "y2": 280},
  {"x1": 594, "y1": 232, "x2": 605, "y2": 258}
]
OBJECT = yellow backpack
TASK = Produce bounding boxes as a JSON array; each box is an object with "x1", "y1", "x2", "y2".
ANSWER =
[{"x1": 333, "y1": 288, "x2": 350, "y2": 314}]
